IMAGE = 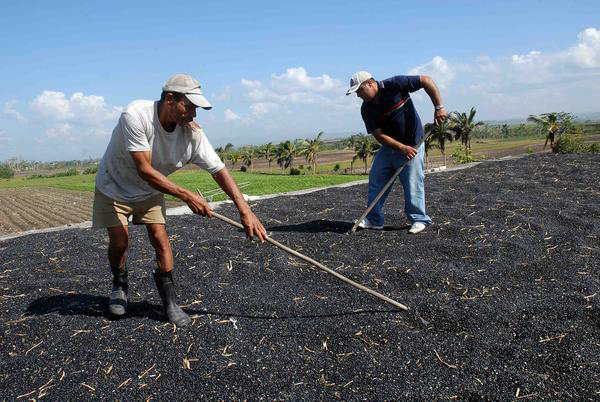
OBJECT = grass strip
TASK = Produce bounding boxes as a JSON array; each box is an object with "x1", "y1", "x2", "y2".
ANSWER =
[{"x1": 0, "y1": 170, "x2": 368, "y2": 201}]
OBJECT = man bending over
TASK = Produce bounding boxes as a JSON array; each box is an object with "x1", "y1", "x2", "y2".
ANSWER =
[
  {"x1": 93, "y1": 74, "x2": 267, "y2": 327},
  {"x1": 346, "y1": 71, "x2": 447, "y2": 234}
]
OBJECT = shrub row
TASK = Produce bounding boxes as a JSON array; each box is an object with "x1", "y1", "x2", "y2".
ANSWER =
[
  {"x1": 0, "y1": 166, "x2": 15, "y2": 179},
  {"x1": 26, "y1": 168, "x2": 80, "y2": 180},
  {"x1": 553, "y1": 131, "x2": 600, "y2": 154}
]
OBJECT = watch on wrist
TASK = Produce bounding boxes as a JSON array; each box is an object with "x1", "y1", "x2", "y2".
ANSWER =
[{"x1": 435, "y1": 105, "x2": 445, "y2": 111}]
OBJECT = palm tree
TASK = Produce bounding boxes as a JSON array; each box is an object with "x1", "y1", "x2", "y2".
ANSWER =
[
  {"x1": 275, "y1": 144, "x2": 285, "y2": 173},
  {"x1": 354, "y1": 135, "x2": 379, "y2": 173},
  {"x1": 345, "y1": 134, "x2": 363, "y2": 174},
  {"x1": 215, "y1": 147, "x2": 226, "y2": 163},
  {"x1": 276, "y1": 140, "x2": 298, "y2": 173},
  {"x1": 451, "y1": 107, "x2": 483, "y2": 153},
  {"x1": 350, "y1": 155, "x2": 358, "y2": 174},
  {"x1": 423, "y1": 134, "x2": 438, "y2": 169},
  {"x1": 241, "y1": 148, "x2": 256, "y2": 172},
  {"x1": 221, "y1": 143, "x2": 234, "y2": 165},
  {"x1": 345, "y1": 134, "x2": 361, "y2": 149},
  {"x1": 527, "y1": 112, "x2": 573, "y2": 149},
  {"x1": 262, "y1": 142, "x2": 275, "y2": 173},
  {"x1": 299, "y1": 131, "x2": 323, "y2": 174},
  {"x1": 424, "y1": 120, "x2": 454, "y2": 167},
  {"x1": 228, "y1": 152, "x2": 240, "y2": 170}
]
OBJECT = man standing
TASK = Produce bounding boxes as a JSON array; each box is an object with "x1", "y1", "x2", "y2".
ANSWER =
[
  {"x1": 346, "y1": 71, "x2": 447, "y2": 234},
  {"x1": 93, "y1": 74, "x2": 267, "y2": 327}
]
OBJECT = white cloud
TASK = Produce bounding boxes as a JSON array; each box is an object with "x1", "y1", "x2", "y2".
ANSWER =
[
  {"x1": 409, "y1": 27, "x2": 600, "y2": 119},
  {"x1": 567, "y1": 27, "x2": 600, "y2": 68},
  {"x1": 245, "y1": 85, "x2": 285, "y2": 103},
  {"x1": 511, "y1": 50, "x2": 542, "y2": 65},
  {"x1": 241, "y1": 79, "x2": 262, "y2": 88},
  {"x1": 271, "y1": 67, "x2": 340, "y2": 92},
  {"x1": 251, "y1": 102, "x2": 278, "y2": 117},
  {"x1": 28, "y1": 90, "x2": 123, "y2": 142},
  {"x1": 2, "y1": 101, "x2": 26, "y2": 121},
  {"x1": 46, "y1": 122, "x2": 73, "y2": 139},
  {"x1": 238, "y1": 67, "x2": 349, "y2": 123},
  {"x1": 213, "y1": 86, "x2": 232, "y2": 101},
  {"x1": 224, "y1": 108, "x2": 240, "y2": 121},
  {"x1": 30, "y1": 91, "x2": 121, "y2": 124},
  {"x1": 30, "y1": 91, "x2": 73, "y2": 120},
  {"x1": 69, "y1": 92, "x2": 121, "y2": 123},
  {"x1": 408, "y1": 56, "x2": 455, "y2": 89}
]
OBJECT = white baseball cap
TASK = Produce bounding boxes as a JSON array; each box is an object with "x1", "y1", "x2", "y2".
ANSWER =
[
  {"x1": 162, "y1": 74, "x2": 212, "y2": 109},
  {"x1": 346, "y1": 71, "x2": 373, "y2": 95}
]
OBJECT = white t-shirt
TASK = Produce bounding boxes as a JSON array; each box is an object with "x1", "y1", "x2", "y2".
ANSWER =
[{"x1": 96, "y1": 100, "x2": 225, "y2": 202}]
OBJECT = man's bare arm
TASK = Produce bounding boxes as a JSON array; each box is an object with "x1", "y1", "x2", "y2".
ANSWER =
[
  {"x1": 420, "y1": 75, "x2": 448, "y2": 124},
  {"x1": 129, "y1": 151, "x2": 211, "y2": 216},
  {"x1": 212, "y1": 167, "x2": 267, "y2": 241}
]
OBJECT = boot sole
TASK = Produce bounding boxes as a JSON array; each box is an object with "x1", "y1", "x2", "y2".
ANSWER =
[
  {"x1": 109, "y1": 307, "x2": 127, "y2": 316},
  {"x1": 162, "y1": 308, "x2": 191, "y2": 327}
]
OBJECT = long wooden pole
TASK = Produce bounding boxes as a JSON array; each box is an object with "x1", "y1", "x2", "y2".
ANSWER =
[
  {"x1": 349, "y1": 134, "x2": 430, "y2": 233},
  {"x1": 199, "y1": 192, "x2": 408, "y2": 311}
]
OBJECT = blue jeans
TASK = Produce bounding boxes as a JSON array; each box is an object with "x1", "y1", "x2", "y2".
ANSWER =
[{"x1": 366, "y1": 144, "x2": 432, "y2": 226}]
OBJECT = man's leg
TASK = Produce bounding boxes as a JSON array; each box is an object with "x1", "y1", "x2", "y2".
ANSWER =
[
  {"x1": 145, "y1": 223, "x2": 173, "y2": 272},
  {"x1": 146, "y1": 223, "x2": 191, "y2": 327},
  {"x1": 365, "y1": 147, "x2": 397, "y2": 227},
  {"x1": 93, "y1": 187, "x2": 133, "y2": 317},
  {"x1": 107, "y1": 225, "x2": 129, "y2": 316},
  {"x1": 108, "y1": 225, "x2": 129, "y2": 269},
  {"x1": 398, "y1": 144, "x2": 432, "y2": 225}
]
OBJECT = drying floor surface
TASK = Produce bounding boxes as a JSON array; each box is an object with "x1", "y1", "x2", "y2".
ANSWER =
[{"x1": 1, "y1": 153, "x2": 599, "y2": 400}]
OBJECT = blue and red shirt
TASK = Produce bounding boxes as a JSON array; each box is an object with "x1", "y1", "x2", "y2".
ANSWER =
[{"x1": 360, "y1": 75, "x2": 424, "y2": 146}]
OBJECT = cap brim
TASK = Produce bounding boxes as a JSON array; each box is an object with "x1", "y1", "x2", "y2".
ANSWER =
[
  {"x1": 346, "y1": 84, "x2": 360, "y2": 96},
  {"x1": 185, "y1": 93, "x2": 212, "y2": 110}
]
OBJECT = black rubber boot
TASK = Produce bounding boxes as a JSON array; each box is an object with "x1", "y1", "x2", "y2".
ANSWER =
[
  {"x1": 153, "y1": 269, "x2": 191, "y2": 327},
  {"x1": 108, "y1": 265, "x2": 128, "y2": 316}
]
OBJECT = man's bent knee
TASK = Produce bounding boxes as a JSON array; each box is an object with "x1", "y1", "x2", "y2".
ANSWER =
[
  {"x1": 146, "y1": 224, "x2": 170, "y2": 248},
  {"x1": 108, "y1": 226, "x2": 129, "y2": 252}
]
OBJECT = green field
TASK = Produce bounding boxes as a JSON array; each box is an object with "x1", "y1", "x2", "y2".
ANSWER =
[
  {"x1": 313, "y1": 136, "x2": 550, "y2": 173},
  {"x1": 0, "y1": 170, "x2": 368, "y2": 201},
  {"x1": 2, "y1": 131, "x2": 598, "y2": 198}
]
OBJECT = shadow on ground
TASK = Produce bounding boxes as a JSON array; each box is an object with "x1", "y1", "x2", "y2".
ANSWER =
[
  {"x1": 26, "y1": 294, "x2": 163, "y2": 322},
  {"x1": 26, "y1": 294, "x2": 403, "y2": 322},
  {"x1": 268, "y1": 219, "x2": 410, "y2": 233}
]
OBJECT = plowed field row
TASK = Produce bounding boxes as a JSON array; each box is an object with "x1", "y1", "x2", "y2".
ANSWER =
[
  {"x1": 0, "y1": 188, "x2": 185, "y2": 236},
  {"x1": 17, "y1": 193, "x2": 92, "y2": 222},
  {"x1": 0, "y1": 188, "x2": 94, "y2": 235},
  {"x1": 6, "y1": 197, "x2": 88, "y2": 229}
]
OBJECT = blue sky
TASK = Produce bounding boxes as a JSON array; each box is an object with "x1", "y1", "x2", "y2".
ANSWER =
[{"x1": 1, "y1": 0, "x2": 599, "y2": 161}]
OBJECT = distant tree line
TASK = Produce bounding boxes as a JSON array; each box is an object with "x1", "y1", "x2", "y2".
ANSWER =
[
  {"x1": 424, "y1": 109, "x2": 599, "y2": 164},
  {"x1": 2, "y1": 113, "x2": 598, "y2": 178}
]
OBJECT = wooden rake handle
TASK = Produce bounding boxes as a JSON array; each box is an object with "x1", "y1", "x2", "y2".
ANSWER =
[{"x1": 197, "y1": 190, "x2": 408, "y2": 311}]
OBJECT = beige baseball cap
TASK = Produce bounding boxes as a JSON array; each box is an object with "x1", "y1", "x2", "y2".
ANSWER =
[
  {"x1": 346, "y1": 71, "x2": 373, "y2": 95},
  {"x1": 162, "y1": 74, "x2": 212, "y2": 109}
]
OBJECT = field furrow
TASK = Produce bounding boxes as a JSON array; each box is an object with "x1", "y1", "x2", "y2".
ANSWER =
[
  {"x1": 23, "y1": 196, "x2": 91, "y2": 223},
  {"x1": 0, "y1": 197, "x2": 48, "y2": 231},
  {"x1": 0, "y1": 208, "x2": 23, "y2": 233},
  {"x1": 0, "y1": 188, "x2": 95, "y2": 235},
  {"x1": 14, "y1": 197, "x2": 88, "y2": 228},
  {"x1": 6, "y1": 198, "x2": 59, "y2": 229}
]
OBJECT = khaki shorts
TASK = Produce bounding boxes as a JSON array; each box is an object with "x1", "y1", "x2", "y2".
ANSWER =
[{"x1": 92, "y1": 189, "x2": 166, "y2": 228}]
